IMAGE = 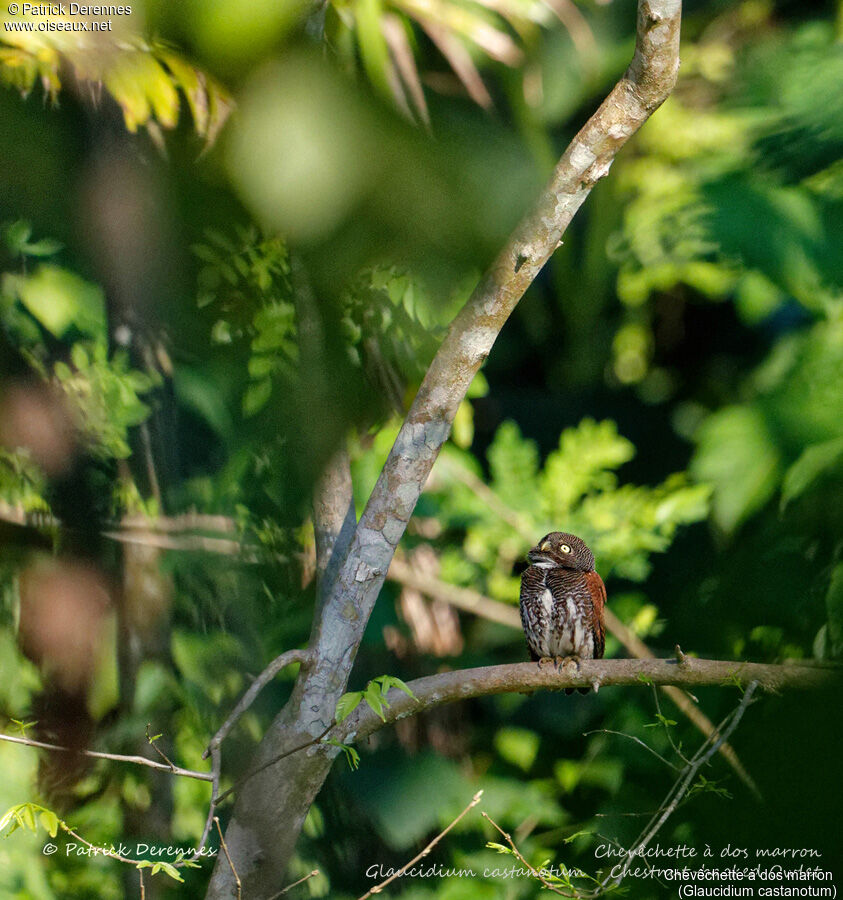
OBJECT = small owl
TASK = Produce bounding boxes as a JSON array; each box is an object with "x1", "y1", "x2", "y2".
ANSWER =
[{"x1": 519, "y1": 532, "x2": 606, "y2": 693}]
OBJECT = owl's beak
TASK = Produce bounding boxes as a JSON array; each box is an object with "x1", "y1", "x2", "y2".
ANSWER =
[{"x1": 528, "y1": 546, "x2": 553, "y2": 564}]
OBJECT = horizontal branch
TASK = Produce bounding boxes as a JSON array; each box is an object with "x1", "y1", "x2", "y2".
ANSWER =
[{"x1": 337, "y1": 658, "x2": 841, "y2": 744}]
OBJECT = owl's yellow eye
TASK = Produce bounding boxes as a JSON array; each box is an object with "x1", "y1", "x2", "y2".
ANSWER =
[
  {"x1": 560, "y1": 544, "x2": 572, "y2": 553},
  {"x1": 540, "y1": 541, "x2": 552, "y2": 551}
]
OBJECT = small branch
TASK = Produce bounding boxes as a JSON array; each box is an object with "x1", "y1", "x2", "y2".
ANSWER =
[
  {"x1": 583, "y1": 729, "x2": 679, "y2": 772},
  {"x1": 204, "y1": 648, "x2": 313, "y2": 758},
  {"x1": 388, "y1": 557, "x2": 520, "y2": 628},
  {"x1": 214, "y1": 721, "x2": 335, "y2": 806},
  {"x1": 650, "y1": 683, "x2": 691, "y2": 765},
  {"x1": 358, "y1": 790, "x2": 484, "y2": 900},
  {"x1": 215, "y1": 816, "x2": 241, "y2": 900},
  {"x1": 0, "y1": 732, "x2": 212, "y2": 782},
  {"x1": 604, "y1": 682, "x2": 760, "y2": 891},
  {"x1": 269, "y1": 869, "x2": 321, "y2": 898},
  {"x1": 145, "y1": 724, "x2": 176, "y2": 772},
  {"x1": 337, "y1": 659, "x2": 839, "y2": 744},
  {"x1": 483, "y1": 811, "x2": 571, "y2": 897},
  {"x1": 0, "y1": 502, "x2": 248, "y2": 556},
  {"x1": 188, "y1": 746, "x2": 221, "y2": 866}
]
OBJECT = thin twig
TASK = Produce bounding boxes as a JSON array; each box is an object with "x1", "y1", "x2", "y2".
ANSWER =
[
  {"x1": 583, "y1": 729, "x2": 679, "y2": 772},
  {"x1": 359, "y1": 790, "x2": 484, "y2": 900},
  {"x1": 0, "y1": 732, "x2": 212, "y2": 782},
  {"x1": 186, "y1": 746, "x2": 221, "y2": 866},
  {"x1": 139, "y1": 868, "x2": 145, "y2": 900},
  {"x1": 204, "y1": 649, "x2": 314, "y2": 758},
  {"x1": 145, "y1": 724, "x2": 176, "y2": 772},
  {"x1": 269, "y1": 869, "x2": 321, "y2": 898},
  {"x1": 650, "y1": 684, "x2": 691, "y2": 765},
  {"x1": 482, "y1": 811, "x2": 573, "y2": 897},
  {"x1": 214, "y1": 722, "x2": 335, "y2": 806},
  {"x1": 215, "y1": 817, "x2": 241, "y2": 900},
  {"x1": 604, "y1": 682, "x2": 760, "y2": 892}
]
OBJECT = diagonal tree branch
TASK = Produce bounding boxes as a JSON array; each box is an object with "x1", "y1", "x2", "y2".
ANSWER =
[
  {"x1": 327, "y1": 0, "x2": 683, "y2": 679},
  {"x1": 312, "y1": 446, "x2": 357, "y2": 604}
]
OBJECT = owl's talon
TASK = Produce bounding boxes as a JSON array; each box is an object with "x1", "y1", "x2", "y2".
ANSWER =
[{"x1": 536, "y1": 657, "x2": 554, "y2": 670}]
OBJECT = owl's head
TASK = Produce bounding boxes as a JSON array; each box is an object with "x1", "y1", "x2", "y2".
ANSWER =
[{"x1": 528, "y1": 532, "x2": 595, "y2": 572}]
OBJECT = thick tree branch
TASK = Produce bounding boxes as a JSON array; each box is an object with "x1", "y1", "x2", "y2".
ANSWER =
[
  {"x1": 312, "y1": 446, "x2": 357, "y2": 612},
  {"x1": 337, "y1": 658, "x2": 839, "y2": 745}
]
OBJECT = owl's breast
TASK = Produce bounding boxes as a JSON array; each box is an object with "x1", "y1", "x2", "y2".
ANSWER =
[{"x1": 520, "y1": 565, "x2": 598, "y2": 659}]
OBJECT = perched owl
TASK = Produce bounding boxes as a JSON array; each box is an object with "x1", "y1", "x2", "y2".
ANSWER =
[{"x1": 519, "y1": 532, "x2": 606, "y2": 694}]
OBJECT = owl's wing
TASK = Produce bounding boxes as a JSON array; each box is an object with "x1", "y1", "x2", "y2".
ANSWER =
[
  {"x1": 584, "y1": 570, "x2": 607, "y2": 660},
  {"x1": 519, "y1": 565, "x2": 547, "y2": 661}
]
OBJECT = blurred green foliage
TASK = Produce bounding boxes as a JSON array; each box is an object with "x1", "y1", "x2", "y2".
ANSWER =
[{"x1": 0, "y1": 0, "x2": 842, "y2": 898}]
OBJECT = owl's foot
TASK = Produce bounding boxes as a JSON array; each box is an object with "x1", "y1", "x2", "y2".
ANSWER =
[
  {"x1": 536, "y1": 656, "x2": 555, "y2": 670},
  {"x1": 554, "y1": 655, "x2": 580, "y2": 675}
]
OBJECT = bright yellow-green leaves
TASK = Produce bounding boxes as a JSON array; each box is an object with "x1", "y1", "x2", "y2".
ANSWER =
[{"x1": 0, "y1": 19, "x2": 232, "y2": 145}]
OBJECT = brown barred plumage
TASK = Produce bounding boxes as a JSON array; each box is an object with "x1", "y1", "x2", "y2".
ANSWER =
[{"x1": 519, "y1": 532, "x2": 606, "y2": 694}]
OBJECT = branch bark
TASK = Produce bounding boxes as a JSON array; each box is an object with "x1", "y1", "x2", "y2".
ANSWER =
[
  {"x1": 336, "y1": 658, "x2": 839, "y2": 745},
  {"x1": 205, "y1": 3, "x2": 682, "y2": 895}
]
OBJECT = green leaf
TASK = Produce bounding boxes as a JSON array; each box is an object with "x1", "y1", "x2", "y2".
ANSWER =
[
  {"x1": 355, "y1": 0, "x2": 393, "y2": 101},
  {"x1": 0, "y1": 806, "x2": 18, "y2": 833},
  {"x1": 780, "y1": 437, "x2": 843, "y2": 509},
  {"x1": 377, "y1": 675, "x2": 417, "y2": 701},
  {"x1": 486, "y1": 842, "x2": 512, "y2": 854},
  {"x1": 21, "y1": 804, "x2": 36, "y2": 832},
  {"x1": 10, "y1": 265, "x2": 106, "y2": 340},
  {"x1": 21, "y1": 238, "x2": 63, "y2": 257},
  {"x1": 494, "y1": 726, "x2": 539, "y2": 772},
  {"x1": 363, "y1": 681, "x2": 387, "y2": 721},
  {"x1": 242, "y1": 378, "x2": 273, "y2": 417},
  {"x1": 324, "y1": 739, "x2": 361, "y2": 770},
  {"x1": 39, "y1": 810, "x2": 59, "y2": 838},
  {"x1": 335, "y1": 691, "x2": 364, "y2": 723},
  {"x1": 155, "y1": 862, "x2": 184, "y2": 883},
  {"x1": 691, "y1": 405, "x2": 781, "y2": 533},
  {"x1": 4, "y1": 220, "x2": 32, "y2": 253},
  {"x1": 564, "y1": 830, "x2": 593, "y2": 844}
]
